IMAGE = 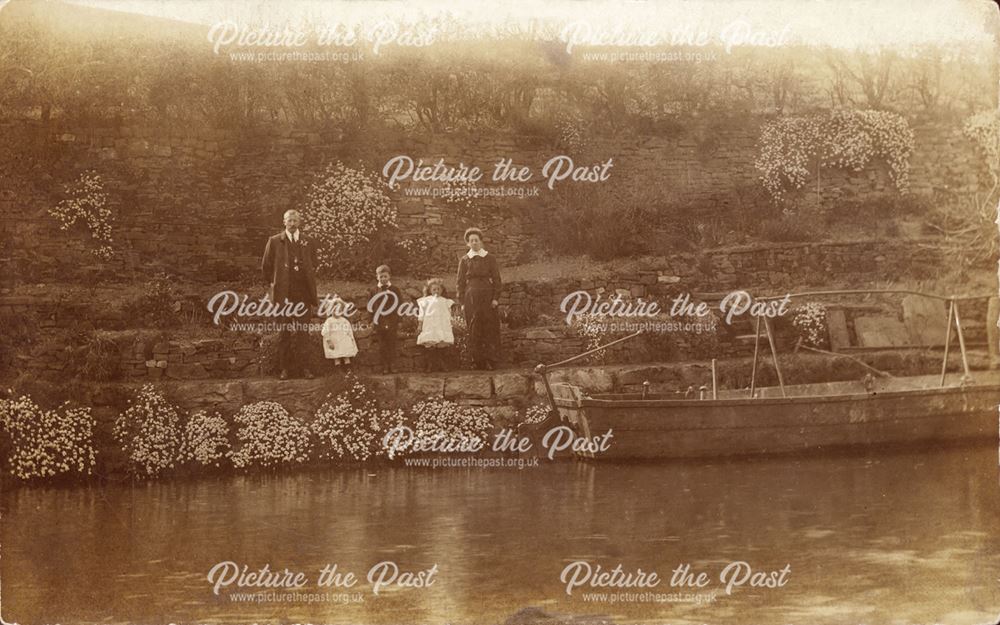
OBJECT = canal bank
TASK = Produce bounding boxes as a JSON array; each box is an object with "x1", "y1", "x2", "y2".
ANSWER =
[{"x1": 1, "y1": 348, "x2": 994, "y2": 486}]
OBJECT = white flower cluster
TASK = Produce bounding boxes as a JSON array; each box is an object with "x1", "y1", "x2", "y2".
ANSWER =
[
  {"x1": 792, "y1": 302, "x2": 828, "y2": 348},
  {"x1": 180, "y1": 410, "x2": 230, "y2": 467},
  {"x1": 755, "y1": 116, "x2": 823, "y2": 200},
  {"x1": 520, "y1": 404, "x2": 552, "y2": 425},
  {"x1": 963, "y1": 110, "x2": 1000, "y2": 179},
  {"x1": 311, "y1": 376, "x2": 405, "y2": 462},
  {"x1": 844, "y1": 110, "x2": 913, "y2": 192},
  {"x1": 302, "y1": 162, "x2": 398, "y2": 272},
  {"x1": 0, "y1": 394, "x2": 97, "y2": 480},
  {"x1": 231, "y1": 401, "x2": 312, "y2": 469},
  {"x1": 440, "y1": 178, "x2": 477, "y2": 210},
  {"x1": 48, "y1": 170, "x2": 115, "y2": 260},
  {"x1": 756, "y1": 110, "x2": 914, "y2": 201},
  {"x1": 557, "y1": 112, "x2": 590, "y2": 153},
  {"x1": 114, "y1": 384, "x2": 181, "y2": 477},
  {"x1": 572, "y1": 312, "x2": 612, "y2": 352},
  {"x1": 398, "y1": 237, "x2": 433, "y2": 260},
  {"x1": 569, "y1": 294, "x2": 644, "y2": 353},
  {"x1": 410, "y1": 398, "x2": 493, "y2": 451}
]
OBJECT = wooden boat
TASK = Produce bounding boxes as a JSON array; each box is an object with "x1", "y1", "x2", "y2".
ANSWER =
[
  {"x1": 547, "y1": 373, "x2": 1000, "y2": 460},
  {"x1": 537, "y1": 289, "x2": 1000, "y2": 460}
]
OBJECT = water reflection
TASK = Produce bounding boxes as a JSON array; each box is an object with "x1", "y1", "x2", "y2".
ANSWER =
[{"x1": 2, "y1": 445, "x2": 998, "y2": 624}]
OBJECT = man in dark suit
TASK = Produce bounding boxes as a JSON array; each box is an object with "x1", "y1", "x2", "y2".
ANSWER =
[{"x1": 261, "y1": 209, "x2": 319, "y2": 380}]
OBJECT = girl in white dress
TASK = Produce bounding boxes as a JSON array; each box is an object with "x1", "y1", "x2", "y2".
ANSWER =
[
  {"x1": 416, "y1": 278, "x2": 455, "y2": 371},
  {"x1": 321, "y1": 296, "x2": 358, "y2": 366}
]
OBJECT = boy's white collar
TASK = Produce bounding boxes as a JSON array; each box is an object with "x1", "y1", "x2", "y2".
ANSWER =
[{"x1": 466, "y1": 248, "x2": 488, "y2": 258}]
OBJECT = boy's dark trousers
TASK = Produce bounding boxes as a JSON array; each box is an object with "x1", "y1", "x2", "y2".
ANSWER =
[
  {"x1": 423, "y1": 348, "x2": 447, "y2": 372},
  {"x1": 374, "y1": 326, "x2": 397, "y2": 371}
]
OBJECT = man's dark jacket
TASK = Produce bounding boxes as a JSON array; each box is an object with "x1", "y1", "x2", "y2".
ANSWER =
[{"x1": 261, "y1": 231, "x2": 319, "y2": 306}]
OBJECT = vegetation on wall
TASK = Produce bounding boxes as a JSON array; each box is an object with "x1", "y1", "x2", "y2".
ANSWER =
[
  {"x1": 754, "y1": 109, "x2": 914, "y2": 202},
  {"x1": 301, "y1": 161, "x2": 399, "y2": 280}
]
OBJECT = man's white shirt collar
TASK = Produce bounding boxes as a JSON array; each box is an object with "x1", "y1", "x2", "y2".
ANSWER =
[
  {"x1": 466, "y1": 248, "x2": 488, "y2": 258},
  {"x1": 285, "y1": 229, "x2": 300, "y2": 243}
]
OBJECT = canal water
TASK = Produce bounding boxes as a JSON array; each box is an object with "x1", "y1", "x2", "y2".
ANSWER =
[{"x1": 2, "y1": 444, "x2": 998, "y2": 624}]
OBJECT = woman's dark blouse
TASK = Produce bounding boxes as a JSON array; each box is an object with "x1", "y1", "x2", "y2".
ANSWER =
[{"x1": 456, "y1": 253, "x2": 502, "y2": 302}]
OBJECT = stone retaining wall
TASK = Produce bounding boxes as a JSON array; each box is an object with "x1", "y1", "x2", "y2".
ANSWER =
[{"x1": 0, "y1": 116, "x2": 989, "y2": 284}]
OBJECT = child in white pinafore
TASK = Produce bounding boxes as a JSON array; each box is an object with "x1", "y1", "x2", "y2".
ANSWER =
[
  {"x1": 416, "y1": 278, "x2": 455, "y2": 372},
  {"x1": 321, "y1": 296, "x2": 358, "y2": 366}
]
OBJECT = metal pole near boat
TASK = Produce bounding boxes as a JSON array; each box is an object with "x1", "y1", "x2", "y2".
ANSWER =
[
  {"x1": 953, "y1": 302, "x2": 971, "y2": 377},
  {"x1": 711, "y1": 358, "x2": 718, "y2": 399},
  {"x1": 750, "y1": 315, "x2": 762, "y2": 397},
  {"x1": 534, "y1": 363, "x2": 559, "y2": 420},
  {"x1": 541, "y1": 330, "x2": 644, "y2": 370},
  {"x1": 941, "y1": 300, "x2": 954, "y2": 387},
  {"x1": 535, "y1": 330, "x2": 644, "y2": 416},
  {"x1": 763, "y1": 315, "x2": 786, "y2": 397}
]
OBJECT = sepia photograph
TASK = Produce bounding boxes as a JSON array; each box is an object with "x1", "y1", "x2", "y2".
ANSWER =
[{"x1": 0, "y1": 0, "x2": 999, "y2": 623}]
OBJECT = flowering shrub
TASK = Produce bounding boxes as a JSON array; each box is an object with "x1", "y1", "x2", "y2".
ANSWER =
[
  {"x1": 556, "y1": 112, "x2": 590, "y2": 153},
  {"x1": 792, "y1": 302, "x2": 828, "y2": 348},
  {"x1": 440, "y1": 177, "x2": 477, "y2": 210},
  {"x1": 231, "y1": 401, "x2": 311, "y2": 469},
  {"x1": 114, "y1": 384, "x2": 181, "y2": 477},
  {"x1": 48, "y1": 170, "x2": 114, "y2": 260},
  {"x1": 571, "y1": 311, "x2": 613, "y2": 356},
  {"x1": 0, "y1": 394, "x2": 97, "y2": 480},
  {"x1": 180, "y1": 410, "x2": 230, "y2": 467},
  {"x1": 568, "y1": 293, "x2": 642, "y2": 362},
  {"x1": 311, "y1": 375, "x2": 405, "y2": 462},
  {"x1": 520, "y1": 404, "x2": 552, "y2": 425},
  {"x1": 396, "y1": 237, "x2": 440, "y2": 275},
  {"x1": 755, "y1": 110, "x2": 914, "y2": 202},
  {"x1": 398, "y1": 237, "x2": 433, "y2": 259},
  {"x1": 301, "y1": 162, "x2": 397, "y2": 275},
  {"x1": 922, "y1": 111, "x2": 1000, "y2": 267},
  {"x1": 121, "y1": 274, "x2": 183, "y2": 327},
  {"x1": 409, "y1": 399, "x2": 493, "y2": 452},
  {"x1": 963, "y1": 110, "x2": 1000, "y2": 183}
]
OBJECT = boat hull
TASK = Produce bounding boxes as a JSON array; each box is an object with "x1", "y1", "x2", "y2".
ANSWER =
[{"x1": 552, "y1": 374, "x2": 1000, "y2": 460}]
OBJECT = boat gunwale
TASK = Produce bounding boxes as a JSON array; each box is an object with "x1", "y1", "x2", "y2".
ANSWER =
[{"x1": 555, "y1": 380, "x2": 1000, "y2": 409}]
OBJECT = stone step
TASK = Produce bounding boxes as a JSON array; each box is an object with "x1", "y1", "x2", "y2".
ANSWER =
[{"x1": 75, "y1": 350, "x2": 997, "y2": 422}]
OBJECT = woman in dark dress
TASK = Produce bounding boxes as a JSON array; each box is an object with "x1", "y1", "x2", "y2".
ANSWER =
[{"x1": 456, "y1": 227, "x2": 502, "y2": 370}]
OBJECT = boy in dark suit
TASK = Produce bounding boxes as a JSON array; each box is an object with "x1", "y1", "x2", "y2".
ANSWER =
[{"x1": 370, "y1": 264, "x2": 402, "y2": 374}]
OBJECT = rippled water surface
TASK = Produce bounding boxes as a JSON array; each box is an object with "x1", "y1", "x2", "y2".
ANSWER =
[{"x1": 2, "y1": 445, "x2": 999, "y2": 624}]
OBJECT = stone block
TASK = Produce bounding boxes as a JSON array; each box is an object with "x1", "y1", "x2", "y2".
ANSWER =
[
  {"x1": 165, "y1": 363, "x2": 208, "y2": 379},
  {"x1": 171, "y1": 381, "x2": 243, "y2": 412},
  {"x1": 550, "y1": 367, "x2": 615, "y2": 393},
  {"x1": 525, "y1": 328, "x2": 557, "y2": 340},
  {"x1": 400, "y1": 375, "x2": 445, "y2": 397},
  {"x1": 492, "y1": 372, "x2": 530, "y2": 398},
  {"x1": 365, "y1": 375, "x2": 398, "y2": 400},
  {"x1": 444, "y1": 375, "x2": 493, "y2": 399}
]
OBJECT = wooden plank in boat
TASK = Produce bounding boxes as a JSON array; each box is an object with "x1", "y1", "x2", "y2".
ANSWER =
[{"x1": 827, "y1": 308, "x2": 852, "y2": 351}]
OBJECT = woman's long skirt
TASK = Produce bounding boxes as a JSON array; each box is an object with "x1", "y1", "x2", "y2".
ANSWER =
[{"x1": 463, "y1": 288, "x2": 501, "y2": 367}]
